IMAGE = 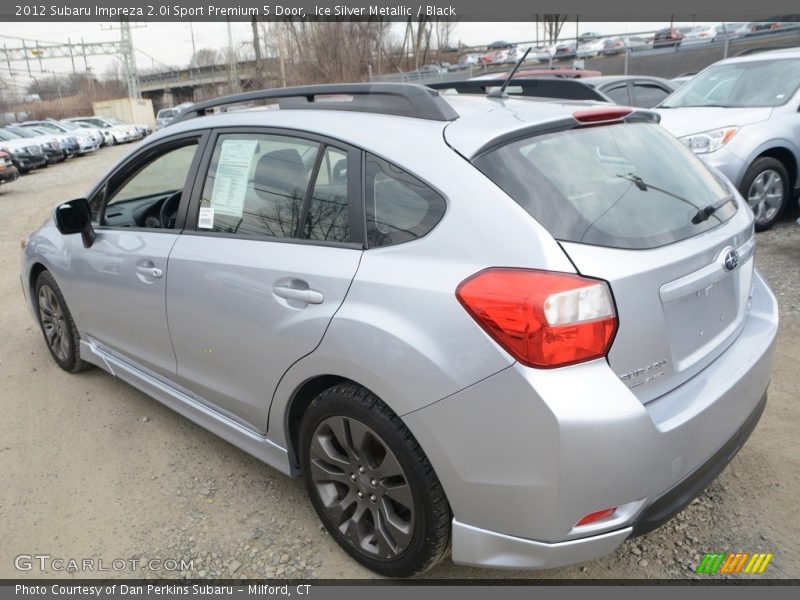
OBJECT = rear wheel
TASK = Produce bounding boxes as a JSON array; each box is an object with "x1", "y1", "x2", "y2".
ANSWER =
[
  {"x1": 299, "y1": 383, "x2": 450, "y2": 577},
  {"x1": 34, "y1": 271, "x2": 88, "y2": 373},
  {"x1": 740, "y1": 157, "x2": 790, "y2": 231}
]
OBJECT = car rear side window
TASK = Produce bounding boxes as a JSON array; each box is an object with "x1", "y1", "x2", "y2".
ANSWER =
[
  {"x1": 365, "y1": 154, "x2": 445, "y2": 248},
  {"x1": 632, "y1": 83, "x2": 671, "y2": 108},
  {"x1": 474, "y1": 122, "x2": 736, "y2": 249}
]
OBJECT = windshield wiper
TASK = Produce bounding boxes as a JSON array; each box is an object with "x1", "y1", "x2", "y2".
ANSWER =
[{"x1": 692, "y1": 195, "x2": 735, "y2": 224}]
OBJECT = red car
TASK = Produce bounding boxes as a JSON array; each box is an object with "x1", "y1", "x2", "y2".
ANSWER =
[
  {"x1": 653, "y1": 27, "x2": 685, "y2": 47},
  {"x1": 473, "y1": 67, "x2": 603, "y2": 81},
  {"x1": 0, "y1": 150, "x2": 19, "y2": 185}
]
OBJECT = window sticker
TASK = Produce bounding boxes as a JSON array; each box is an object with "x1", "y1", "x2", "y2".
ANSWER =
[
  {"x1": 198, "y1": 206, "x2": 215, "y2": 229},
  {"x1": 210, "y1": 139, "x2": 258, "y2": 217}
]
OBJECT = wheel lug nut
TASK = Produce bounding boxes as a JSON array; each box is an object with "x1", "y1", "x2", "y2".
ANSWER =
[
  {"x1": 358, "y1": 465, "x2": 366, "y2": 474},
  {"x1": 369, "y1": 494, "x2": 377, "y2": 503},
  {"x1": 357, "y1": 491, "x2": 364, "y2": 499},
  {"x1": 349, "y1": 473, "x2": 357, "y2": 481},
  {"x1": 370, "y1": 479, "x2": 377, "y2": 487}
]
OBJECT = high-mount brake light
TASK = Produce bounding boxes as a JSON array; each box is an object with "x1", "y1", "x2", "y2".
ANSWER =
[
  {"x1": 573, "y1": 107, "x2": 633, "y2": 124},
  {"x1": 456, "y1": 268, "x2": 618, "y2": 368}
]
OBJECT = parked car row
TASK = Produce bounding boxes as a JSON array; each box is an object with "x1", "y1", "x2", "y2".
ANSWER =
[{"x1": 0, "y1": 116, "x2": 149, "y2": 187}]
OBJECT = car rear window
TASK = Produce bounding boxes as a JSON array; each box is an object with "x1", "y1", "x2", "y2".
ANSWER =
[{"x1": 473, "y1": 122, "x2": 736, "y2": 249}]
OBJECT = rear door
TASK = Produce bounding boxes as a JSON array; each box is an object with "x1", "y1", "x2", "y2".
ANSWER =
[{"x1": 166, "y1": 129, "x2": 363, "y2": 432}]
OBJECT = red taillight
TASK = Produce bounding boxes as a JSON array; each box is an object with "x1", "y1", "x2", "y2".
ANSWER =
[
  {"x1": 456, "y1": 268, "x2": 617, "y2": 369},
  {"x1": 572, "y1": 107, "x2": 633, "y2": 124},
  {"x1": 576, "y1": 507, "x2": 617, "y2": 527}
]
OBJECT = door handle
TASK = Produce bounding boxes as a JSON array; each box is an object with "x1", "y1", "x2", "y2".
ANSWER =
[
  {"x1": 273, "y1": 286, "x2": 324, "y2": 304},
  {"x1": 136, "y1": 266, "x2": 163, "y2": 278}
]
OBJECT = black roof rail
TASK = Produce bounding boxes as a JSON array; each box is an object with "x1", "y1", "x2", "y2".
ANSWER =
[
  {"x1": 427, "y1": 79, "x2": 610, "y2": 102},
  {"x1": 170, "y1": 83, "x2": 459, "y2": 124}
]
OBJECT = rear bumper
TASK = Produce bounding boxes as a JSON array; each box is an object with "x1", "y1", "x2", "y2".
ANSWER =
[
  {"x1": 404, "y1": 270, "x2": 778, "y2": 569},
  {"x1": 451, "y1": 391, "x2": 766, "y2": 569}
]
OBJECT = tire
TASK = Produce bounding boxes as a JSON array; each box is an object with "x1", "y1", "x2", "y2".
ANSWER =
[
  {"x1": 34, "y1": 271, "x2": 89, "y2": 373},
  {"x1": 739, "y1": 157, "x2": 790, "y2": 231},
  {"x1": 299, "y1": 383, "x2": 451, "y2": 577}
]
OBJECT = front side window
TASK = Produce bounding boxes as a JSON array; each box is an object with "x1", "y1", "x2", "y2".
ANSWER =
[
  {"x1": 101, "y1": 141, "x2": 199, "y2": 229},
  {"x1": 198, "y1": 133, "x2": 320, "y2": 238}
]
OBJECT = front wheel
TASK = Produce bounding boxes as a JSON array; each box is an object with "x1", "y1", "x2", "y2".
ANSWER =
[
  {"x1": 34, "y1": 271, "x2": 88, "y2": 373},
  {"x1": 740, "y1": 157, "x2": 790, "y2": 231},
  {"x1": 299, "y1": 383, "x2": 451, "y2": 577}
]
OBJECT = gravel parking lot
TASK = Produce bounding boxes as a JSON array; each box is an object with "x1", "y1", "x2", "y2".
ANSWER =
[{"x1": 1, "y1": 146, "x2": 798, "y2": 580}]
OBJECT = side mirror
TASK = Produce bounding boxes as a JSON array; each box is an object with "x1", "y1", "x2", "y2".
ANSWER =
[{"x1": 54, "y1": 198, "x2": 95, "y2": 248}]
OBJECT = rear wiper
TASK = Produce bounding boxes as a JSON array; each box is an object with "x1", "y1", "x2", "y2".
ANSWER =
[
  {"x1": 692, "y1": 195, "x2": 734, "y2": 224},
  {"x1": 617, "y1": 173, "x2": 710, "y2": 216}
]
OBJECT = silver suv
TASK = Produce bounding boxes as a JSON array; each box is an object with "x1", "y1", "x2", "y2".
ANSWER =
[
  {"x1": 657, "y1": 48, "x2": 800, "y2": 231},
  {"x1": 20, "y1": 83, "x2": 778, "y2": 577}
]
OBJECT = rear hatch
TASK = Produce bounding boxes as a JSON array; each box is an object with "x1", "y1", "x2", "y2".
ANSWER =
[{"x1": 471, "y1": 118, "x2": 754, "y2": 403}]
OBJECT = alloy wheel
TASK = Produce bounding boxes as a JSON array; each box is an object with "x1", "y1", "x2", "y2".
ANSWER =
[
  {"x1": 308, "y1": 415, "x2": 414, "y2": 560},
  {"x1": 747, "y1": 169, "x2": 784, "y2": 226},
  {"x1": 38, "y1": 284, "x2": 69, "y2": 362}
]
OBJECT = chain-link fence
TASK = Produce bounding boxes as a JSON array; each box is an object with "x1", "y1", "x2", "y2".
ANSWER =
[{"x1": 369, "y1": 26, "x2": 800, "y2": 83}]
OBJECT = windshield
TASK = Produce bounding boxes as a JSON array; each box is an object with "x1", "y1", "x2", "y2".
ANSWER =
[
  {"x1": 661, "y1": 57, "x2": 800, "y2": 108},
  {"x1": 0, "y1": 129, "x2": 23, "y2": 140},
  {"x1": 158, "y1": 109, "x2": 177, "y2": 119},
  {"x1": 474, "y1": 122, "x2": 735, "y2": 249},
  {"x1": 59, "y1": 122, "x2": 79, "y2": 130},
  {"x1": 106, "y1": 117, "x2": 123, "y2": 125},
  {"x1": 6, "y1": 126, "x2": 35, "y2": 138},
  {"x1": 35, "y1": 123, "x2": 66, "y2": 133}
]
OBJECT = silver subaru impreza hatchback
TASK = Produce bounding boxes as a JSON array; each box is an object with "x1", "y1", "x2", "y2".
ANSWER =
[{"x1": 20, "y1": 83, "x2": 778, "y2": 577}]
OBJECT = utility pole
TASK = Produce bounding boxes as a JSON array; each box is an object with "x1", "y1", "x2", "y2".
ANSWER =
[
  {"x1": 99, "y1": 19, "x2": 145, "y2": 97},
  {"x1": 189, "y1": 18, "x2": 197, "y2": 57},
  {"x1": 119, "y1": 19, "x2": 140, "y2": 97}
]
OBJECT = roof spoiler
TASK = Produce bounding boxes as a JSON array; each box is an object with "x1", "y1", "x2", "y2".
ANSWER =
[{"x1": 427, "y1": 79, "x2": 610, "y2": 102}]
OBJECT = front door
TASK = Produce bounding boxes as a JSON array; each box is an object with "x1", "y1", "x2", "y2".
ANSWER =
[{"x1": 67, "y1": 134, "x2": 206, "y2": 377}]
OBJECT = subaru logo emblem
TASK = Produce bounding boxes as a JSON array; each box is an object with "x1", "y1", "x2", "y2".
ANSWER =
[{"x1": 723, "y1": 248, "x2": 739, "y2": 272}]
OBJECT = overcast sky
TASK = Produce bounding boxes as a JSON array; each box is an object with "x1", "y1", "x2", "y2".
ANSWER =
[{"x1": 0, "y1": 20, "x2": 710, "y2": 92}]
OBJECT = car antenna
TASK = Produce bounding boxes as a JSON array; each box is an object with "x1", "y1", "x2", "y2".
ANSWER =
[{"x1": 488, "y1": 47, "x2": 532, "y2": 99}]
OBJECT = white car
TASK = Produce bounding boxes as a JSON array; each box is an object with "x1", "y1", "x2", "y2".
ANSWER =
[
  {"x1": 684, "y1": 25, "x2": 719, "y2": 44},
  {"x1": 577, "y1": 38, "x2": 606, "y2": 58},
  {"x1": 20, "y1": 121, "x2": 99, "y2": 155},
  {"x1": 66, "y1": 117, "x2": 141, "y2": 144}
]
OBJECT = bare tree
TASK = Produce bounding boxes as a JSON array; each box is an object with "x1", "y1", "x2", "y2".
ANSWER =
[
  {"x1": 190, "y1": 48, "x2": 218, "y2": 67},
  {"x1": 541, "y1": 14, "x2": 568, "y2": 45},
  {"x1": 434, "y1": 20, "x2": 455, "y2": 50}
]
